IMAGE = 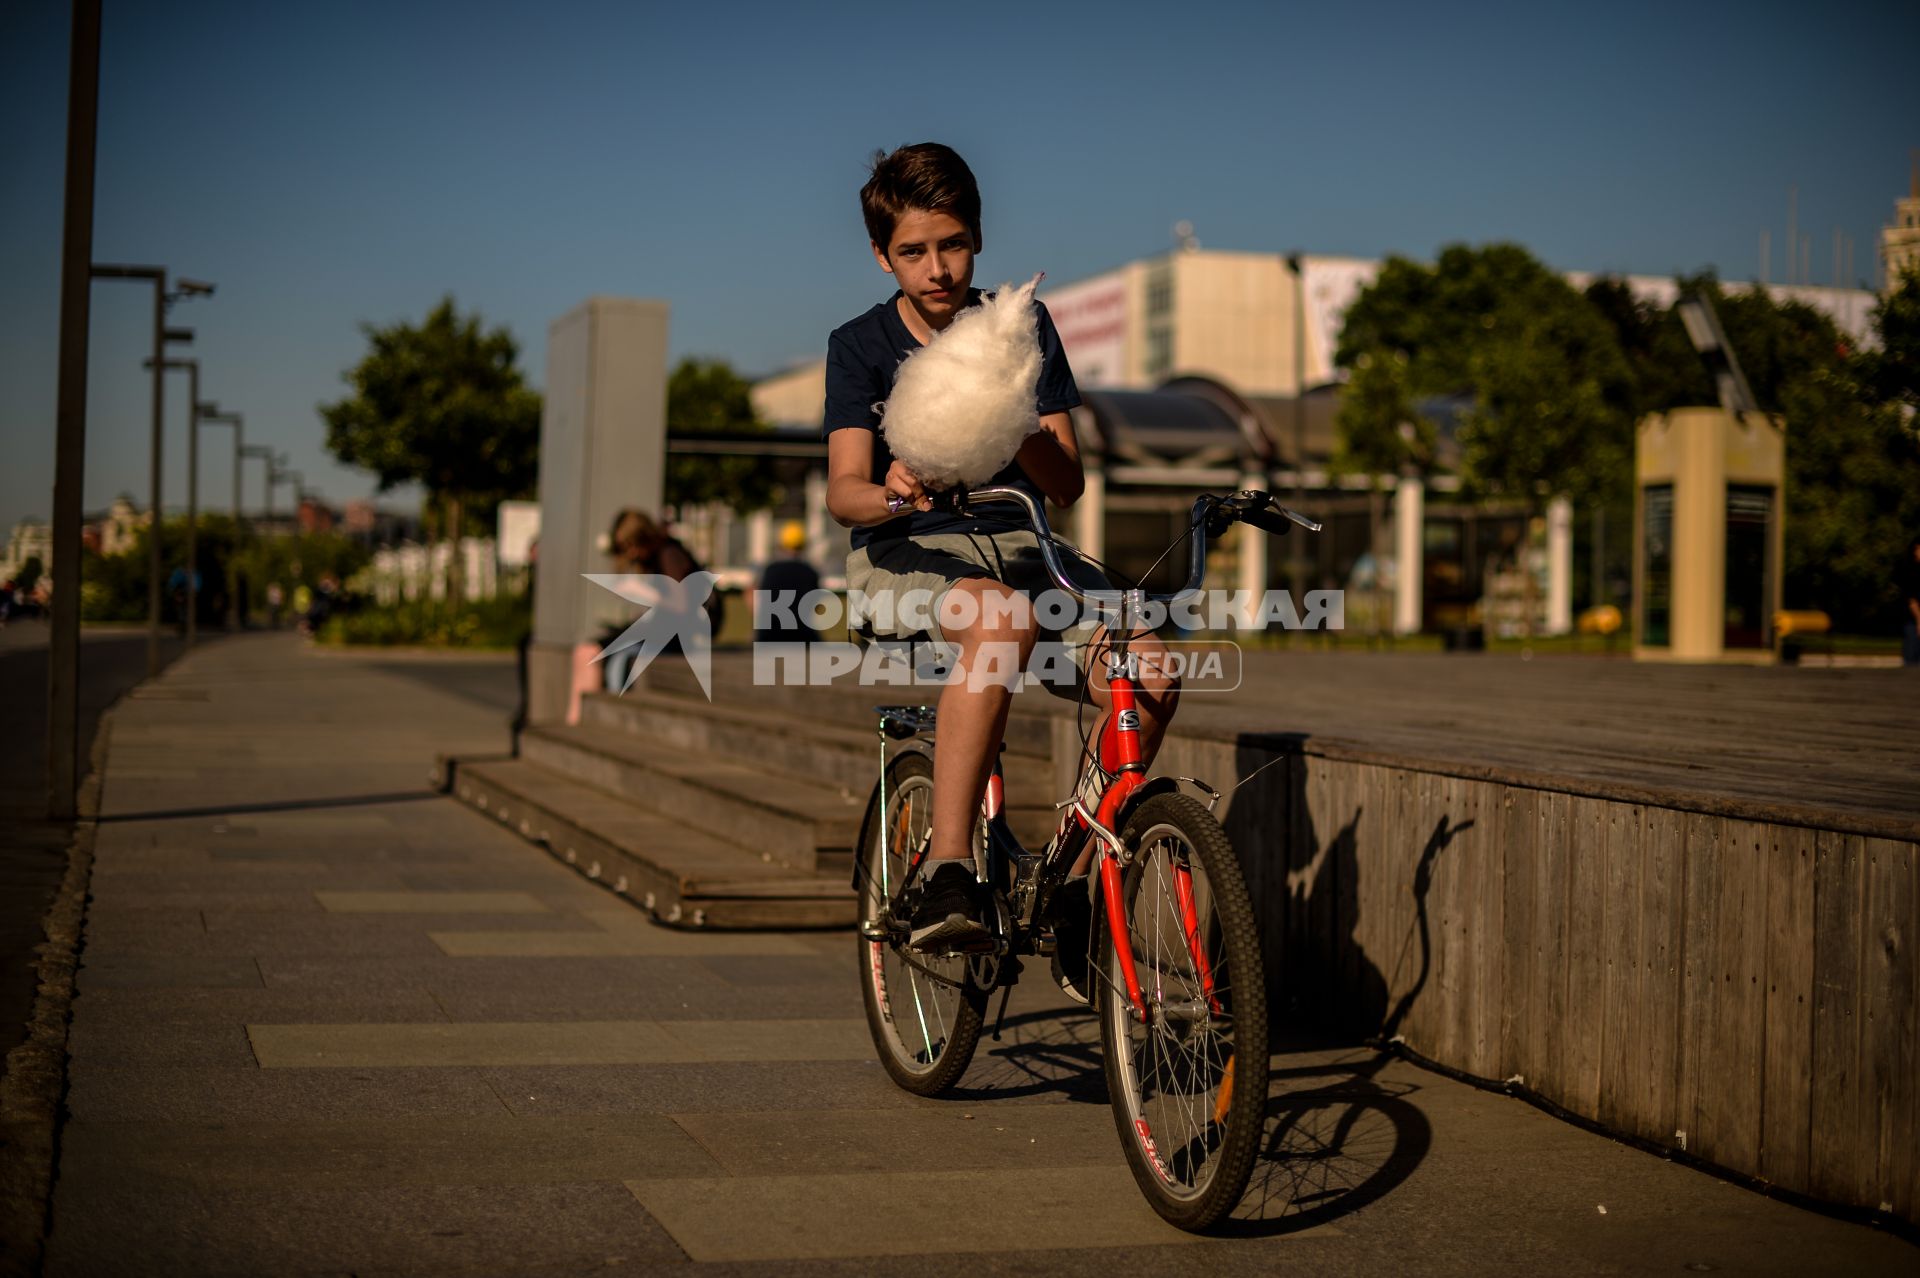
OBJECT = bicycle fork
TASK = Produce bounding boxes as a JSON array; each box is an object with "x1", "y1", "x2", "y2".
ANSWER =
[{"x1": 1086, "y1": 675, "x2": 1217, "y2": 1024}]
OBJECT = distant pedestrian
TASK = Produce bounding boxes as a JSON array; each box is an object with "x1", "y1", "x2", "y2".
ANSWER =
[
  {"x1": 0, "y1": 579, "x2": 12, "y2": 627},
  {"x1": 266, "y1": 581, "x2": 285, "y2": 629},
  {"x1": 307, "y1": 574, "x2": 339, "y2": 633},
  {"x1": 1901, "y1": 536, "x2": 1920, "y2": 667},
  {"x1": 755, "y1": 520, "x2": 822, "y2": 644},
  {"x1": 601, "y1": 510, "x2": 713, "y2": 690}
]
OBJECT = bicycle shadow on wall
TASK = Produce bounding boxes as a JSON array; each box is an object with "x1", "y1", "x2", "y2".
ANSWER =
[{"x1": 1212, "y1": 740, "x2": 1473, "y2": 1235}]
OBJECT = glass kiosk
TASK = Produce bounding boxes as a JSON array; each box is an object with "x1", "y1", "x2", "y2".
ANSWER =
[{"x1": 1633, "y1": 407, "x2": 1784, "y2": 663}]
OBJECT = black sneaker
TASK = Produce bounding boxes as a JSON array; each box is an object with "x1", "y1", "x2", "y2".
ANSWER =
[
  {"x1": 910, "y1": 862, "x2": 991, "y2": 952},
  {"x1": 1048, "y1": 876, "x2": 1093, "y2": 1004}
]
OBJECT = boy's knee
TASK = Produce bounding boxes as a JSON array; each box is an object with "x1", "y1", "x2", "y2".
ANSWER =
[{"x1": 942, "y1": 581, "x2": 1038, "y2": 645}]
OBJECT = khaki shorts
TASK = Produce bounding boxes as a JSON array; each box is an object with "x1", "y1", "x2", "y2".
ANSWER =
[{"x1": 844, "y1": 529, "x2": 1113, "y2": 702}]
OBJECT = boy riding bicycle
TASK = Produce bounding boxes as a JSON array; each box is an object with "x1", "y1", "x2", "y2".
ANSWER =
[{"x1": 822, "y1": 142, "x2": 1182, "y2": 957}]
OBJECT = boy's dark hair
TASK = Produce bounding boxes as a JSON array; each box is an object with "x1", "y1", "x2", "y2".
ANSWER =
[{"x1": 860, "y1": 143, "x2": 981, "y2": 254}]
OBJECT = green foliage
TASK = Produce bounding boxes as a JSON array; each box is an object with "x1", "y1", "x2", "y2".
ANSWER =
[
  {"x1": 318, "y1": 591, "x2": 531, "y2": 649},
  {"x1": 14, "y1": 556, "x2": 43, "y2": 593},
  {"x1": 665, "y1": 358, "x2": 778, "y2": 511},
  {"x1": 1581, "y1": 277, "x2": 1705, "y2": 417},
  {"x1": 78, "y1": 545, "x2": 148, "y2": 622},
  {"x1": 1862, "y1": 264, "x2": 1920, "y2": 410},
  {"x1": 1779, "y1": 364, "x2": 1920, "y2": 629},
  {"x1": 1335, "y1": 244, "x2": 1633, "y2": 508},
  {"x1": 77, "y1": 519, "x2": 371, "y2": 624},
  {"x1": 1331, "y1": 351, "x2": 1431, "y2": 479},
  {"x1": 320, "y1": 298, "x2": 541, "y2": 528},
  {"x1": 232, "y1": 530, "x2": 372, "y2": 598}
]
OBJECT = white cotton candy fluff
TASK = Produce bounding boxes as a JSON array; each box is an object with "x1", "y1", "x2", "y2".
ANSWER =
[{"x1": 878, "y1": 274, "x2": 1045, "y2": 488}]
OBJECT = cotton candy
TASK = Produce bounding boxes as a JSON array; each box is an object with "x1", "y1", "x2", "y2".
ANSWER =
[{"x1": 878, "y1": 274, "x2": 1045, "y2": 488}]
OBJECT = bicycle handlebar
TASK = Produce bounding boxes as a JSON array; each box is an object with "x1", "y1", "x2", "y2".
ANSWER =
[{"x1": 948, "y1": 484, "x2": 1321, "y2": 616}]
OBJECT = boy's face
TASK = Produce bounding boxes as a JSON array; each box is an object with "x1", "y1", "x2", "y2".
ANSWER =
[{"x1": 873, "y1": 208, "x2": 977, "y2": 324}]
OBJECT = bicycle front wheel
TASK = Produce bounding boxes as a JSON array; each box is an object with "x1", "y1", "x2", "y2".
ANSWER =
[
  {"x1": 1097, "y1": 792, "x2": 1269, "y2": 1231},
  {"x1": 856, "y1": 750, "x2": 985, "y2": 1095}
]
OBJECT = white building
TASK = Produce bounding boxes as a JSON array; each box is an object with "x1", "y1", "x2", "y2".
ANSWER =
[{"x1": 1, "y1": 519, "x2": 51, "y2": 584}]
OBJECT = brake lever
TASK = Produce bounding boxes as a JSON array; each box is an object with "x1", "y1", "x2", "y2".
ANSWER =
[{"x1": 927, "y1": 484, "x2": 969, "y2": 516}]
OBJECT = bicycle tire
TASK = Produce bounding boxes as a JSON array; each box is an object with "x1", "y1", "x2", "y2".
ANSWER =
[
  {"x1": 856, "y1": 750, "x2": 987, "y2": 1095},
  {"x1": 1096, "y1": 792, "x2": 1269, "y2": 1230}
]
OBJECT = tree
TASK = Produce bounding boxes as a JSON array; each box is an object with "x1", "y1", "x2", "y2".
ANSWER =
[
  {"x1": 1336, "y1": 244, "x2": 1635, "y2": 634},
  {"x1": 1338, "y1": 245, "x2": 1632, "y2": 506},
  {"x1": 664, "y1": 358, "x2": 778, "y2": 512},
  {"x1": 1862, "y1": 263, "x2": 1920, "y2": 411},
  {"x1": 1779, "y1": 268, "x2": 1920, "y2": 629},
  {"x1": 321, "y1": 298, "x2": 540, "y2": 593},
  {"x1": 15, "y1": 555, "x2": 43, "y2": 595},
  {"x1": 1582, "y1": 276, "x2": 1704, "y2": 418}
]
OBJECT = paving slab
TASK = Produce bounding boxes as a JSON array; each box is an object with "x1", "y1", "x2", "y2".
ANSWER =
[
  {"x1": 247, "y1": 1017, "x2": 875, "y2": 1068},
  {"x1": 67, "y1": 985, "x2": 447, "y2": 1027},
  {"x1": 423, "y1": 977, "x2": 859, "y2": 1024},
  {"x1": 64, "y1": 1019, "x2": 261, "y2": 1068},
  {"x1": 314, "y1": 889, "x2": 553, "y2": 913},
  {"x1": 74, "y1": 954, "x2": 265, "y2": 990},
  {"x1": 428, "y1": 929, "x2": 807, "y2": 958},
  {"x1": 44, "y1": 1181, "x2": 685, "y2": 1278},
  {"x1": 57, "y1": 1114, "x2": 720, "y2": 1191},
  {"x1": 669, "y1": 1104, "x2": 1122, "y2": 1175},
  {"x1": 625, "y1": 1166, "x2": 1250, "y2": 1260},
  {"x1": 477, "y1": 1059, "x2": 991, "y2": 1117},
  {"x1": 66, "y1": 1064, "x2": 511, "y2": 1122}
]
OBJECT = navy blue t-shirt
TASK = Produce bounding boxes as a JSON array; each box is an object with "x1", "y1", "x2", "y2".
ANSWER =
[{"x1": 823, "y1": 288, "x2": 1081, "y2": 548}]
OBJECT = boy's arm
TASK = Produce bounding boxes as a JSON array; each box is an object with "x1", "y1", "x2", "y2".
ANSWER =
[
  {"x1": 1015, "y1": 411, "x2": 1085, "y2": 507},
  {"x1": 826, "y1": 429, "x2": 933, "y2": 527}
]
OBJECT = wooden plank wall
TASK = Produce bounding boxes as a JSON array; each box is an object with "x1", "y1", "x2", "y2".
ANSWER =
[{"x1": 1112, "y1": 726, "x2": 1920, "y2": 1227}]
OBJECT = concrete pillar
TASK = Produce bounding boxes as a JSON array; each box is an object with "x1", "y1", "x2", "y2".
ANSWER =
[
  {"x1": 748, "y1": 509, "x2": 773, "y2": 567},
  {"x1": 1393, "y1": 476, "x2": 1423, "y2": 635},
  {"x1": 1546, "y1": 495, "x2": 1573, "y2": 635},
  {"x1": 1075, "y1": 465, "x2": 1105, "y2": 563},
  {"x1": 1238, "y1": 470, "x2": 1266, "y2": 628},
  {"x1": 529, "y1": 297, "x2": 669, "y2": 723},
  {"x1": 710, "y1": 503, "x2": 734, "y2": 570},
  {"x1": 803, "y1": 468, "x2": 830, "y2": 570}
]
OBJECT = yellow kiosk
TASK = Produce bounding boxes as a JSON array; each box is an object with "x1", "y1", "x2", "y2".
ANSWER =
[{"x1": 1633, "y1": 406, "x2": 1785, "y2": 663}]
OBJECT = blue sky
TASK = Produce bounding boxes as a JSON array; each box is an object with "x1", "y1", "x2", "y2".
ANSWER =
[{"x1": 3, "y1": 0, "x2": 1914, "y2": 533}]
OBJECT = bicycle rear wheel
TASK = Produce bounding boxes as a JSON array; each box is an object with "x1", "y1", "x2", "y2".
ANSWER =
[
  {"x1": 1097, "y1": 792, "x2": 1269, "y2": 1230},
  {"x1": 856, "y1": 750, "x2": 986, "y2": 1095}
]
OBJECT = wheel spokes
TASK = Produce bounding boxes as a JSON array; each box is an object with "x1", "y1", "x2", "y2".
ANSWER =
[
  {"x1": 871, "y1": 776, "x2": 967, "y2": 1073},
  {"x1": 1116, "y1": 828, "x2": 1238, "y2": 1199}
]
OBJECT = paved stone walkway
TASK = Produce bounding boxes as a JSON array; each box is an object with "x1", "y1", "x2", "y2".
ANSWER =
[
  {"x1": 1, "y1": 624, "x2": 183, "y2": 1068},
  {"x1": 40, "y1": 633, "x2": 1916, "y2": 1274}
]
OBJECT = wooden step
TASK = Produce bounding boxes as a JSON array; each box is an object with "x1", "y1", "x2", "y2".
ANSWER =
[
  {"x1": 445, "y1": 757, "x2": 854, "y2": 929},
  {"x1": 641, "y1": 655, "x2": 1065, "y2": 761},
  {"x1": 520, "y1": 723, "x2": 865, "y2": 875},
  {"x1": 580, "y1": 688, "x2": 1057, "y2": 800}
]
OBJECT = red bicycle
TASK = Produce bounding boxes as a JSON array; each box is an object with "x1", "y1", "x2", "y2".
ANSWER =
[{"x1": 854, "y1": 485, "x2": 1319, "y2": 1230}]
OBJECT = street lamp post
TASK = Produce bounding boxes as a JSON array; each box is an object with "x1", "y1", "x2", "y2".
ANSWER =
[
  {"x1": 49, "y1": 0, "x2": 102, "y2": 824},
  {"x1": 1286, "y1": 251, "x2": 1308, "y2": 596},
  {"x1": 266, "y1": 455, "x2": 292, "y2": 532},
  {"x1": 89, "y1": 268, "x2": 213, "y2": 671},
  {"x1": 242, "y1": 445, "x2": 275, "y2": 532},
  {"x1": 197, "y1": 405, "x2": 243, "y2": 630},
  {"x1": 143, "y1": 357, "x2": 200, "y2": 642}
]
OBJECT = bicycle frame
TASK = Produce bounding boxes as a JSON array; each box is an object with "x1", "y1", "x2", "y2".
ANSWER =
[{"x1": 864, "y1": 485, "x2": 1318, "y2": 1022}]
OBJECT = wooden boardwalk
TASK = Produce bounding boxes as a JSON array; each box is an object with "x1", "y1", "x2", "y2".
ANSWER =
[{"x1": 1164, "y1": 651, "x2": 1919, "y2": 839}]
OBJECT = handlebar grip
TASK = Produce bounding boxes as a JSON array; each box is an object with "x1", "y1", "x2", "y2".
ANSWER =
[{"x1": 1242, "y1": 507, "x2": 1293, "y2": 537}]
